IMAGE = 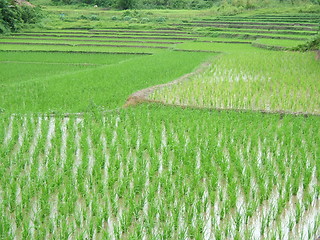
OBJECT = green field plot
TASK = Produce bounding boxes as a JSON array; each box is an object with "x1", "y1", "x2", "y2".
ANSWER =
[
  {"x1": 215, "y1": 15, "x2": 320, "y2": 24},
  {"x1": 194, "y1": 29, "x2": 313, "y2": 40},
  {"x1": 175, "y1": 23, "x2": 319, "y2": 32},
  {"x1": 0, "y1": 51, "x2": 211, "y2": 113},
  {"x1": 11, "y1": 32, "x2": 196, "y2": 41},
  {"x1": 210, "y1": 28, "x2": 318, "y2": 36},
  {"x1": 0, "y1": 51, "x2": 139, "y2": 65},
  {"x1": 151, "y1": 50, "x2": 320, "y2": 114},
  {"x1": 0, "y1": 105, "x2": 319, "y2": 239},
  {"x1": 7, "y1": 35, "x2": 186, "y2": 44},
  {"x1": 191, "y1": 20, "x2": 320, "y2": 28},
  {"x1": 0, "y1": 51, "x2": 141, "y2": 86},
  {"x1": 0, "y1": 38, "x2": 175, "y2": 49},
  {"x1": 196, "y1": 37, "x2": 252, "y2": 43},
  {"x1": 0, "y1": 43, "x2": 162, "y2": 54},
  {"x1": 174, "y1": 41, "x2": 255, "y2": 52}
]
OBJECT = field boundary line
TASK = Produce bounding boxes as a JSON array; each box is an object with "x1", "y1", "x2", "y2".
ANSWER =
[
  {"x1": 124, "y1": 60, "x2": 213, "y2": 107},
  {"x1": 0, "y1": 50, "x2": 153, "y2": 55},
  {"x1": 0, "y1": 60, "x2": 103, "y2": 66}
]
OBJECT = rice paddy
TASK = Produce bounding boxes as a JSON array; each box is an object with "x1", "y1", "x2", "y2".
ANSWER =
[{"x1": 0, "y1": 8, "x2": 319, "y2": 240}]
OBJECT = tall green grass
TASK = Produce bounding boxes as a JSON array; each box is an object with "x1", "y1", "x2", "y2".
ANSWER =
[{"x1": 0, "y1": 51, "x2": 212, "y2": 113}]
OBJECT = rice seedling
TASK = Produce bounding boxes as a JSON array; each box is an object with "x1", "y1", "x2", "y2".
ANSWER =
[
  {"x1": 0, "y1": 105, "x2": 319, "y2": 239},
  {"x1": 151, "y1": 50, "x2": 320, "y2": 114}
]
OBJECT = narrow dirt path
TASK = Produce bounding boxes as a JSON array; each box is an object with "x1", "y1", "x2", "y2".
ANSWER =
[{"x1": 124, "y1": 61, "x2": 212, "y2": 107}]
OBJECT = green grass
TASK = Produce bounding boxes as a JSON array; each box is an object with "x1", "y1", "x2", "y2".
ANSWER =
[
  {"x1": 8, "y1": 34, "x2": 187, "y2": 43},
  {"x1": 174, "y1": 41, "x2": 257, "y2": 52},
  {"x1": 0, "y1": 44, "x2": 162, "y2": 54},
  {"x1": 0, "y1": 51, "x2": 212, "y2": 113},
  {"x1": 0, "y1": 51, "x2": 139, "y2": 64},
  {"x1": 253, "y1": 38, "x2": 306, "y2": 48},
  {"x1": 0, "y1": 38, "x2": 178, "y2": 48}
]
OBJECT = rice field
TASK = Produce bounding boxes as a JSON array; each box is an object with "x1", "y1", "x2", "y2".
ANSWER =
[
  {"x1": 151, "y1": 50, "x2": 320, "y2": 114},
  {"x1": 0, "y1": 9, "x2": 319, "y2": 240},
  {"x1": 0, "y1": 106, "x2": 319, "y2": 239}
]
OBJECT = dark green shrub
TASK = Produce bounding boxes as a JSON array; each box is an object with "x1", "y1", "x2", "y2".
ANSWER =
[{"x1": 0, "y1": 0, "x2": 42, "y2": 33}]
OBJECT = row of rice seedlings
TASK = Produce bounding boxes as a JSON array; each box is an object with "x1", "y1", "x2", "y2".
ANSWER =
[
  {"x1": 0, "y1": 109, "x2": 319, "y2": 239},
  {"x1": 151, "y1": 50, "x2": 320, "y2": 114}
]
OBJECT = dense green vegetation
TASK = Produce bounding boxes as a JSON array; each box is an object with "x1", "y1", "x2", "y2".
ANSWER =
[
  {"x1": 0, "y1": 105, "x2": 319, "y2": 239},
  {"x1": 0, "y1": 51, "x2": 211, "y2": 113},
  {"x1": 0, "y1": 4, "x2": 319, "y2": 240},
  {"x1": 0, "y1": 0, "x2": 42, "y2": 33}
]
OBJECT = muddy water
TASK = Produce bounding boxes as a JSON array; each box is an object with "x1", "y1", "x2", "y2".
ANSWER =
[
  {"x1": 87, "y1": 134, "x2": 95, "y2": 176},
  {"x1": 3, "y1": 115, "x2": 14, "y2": 145},
  {"x1": 72, "y1": 118, "x2": 83, "y2": 178},
  {"x1": 29, "y1": 117, "x2": 42, "y2": 164},
  {"x1": 12, "y1": 116, "x2": 27, "y2": 156},
  {"x1": 60, "y1": 117, "x2": 69, "y2": 169}
]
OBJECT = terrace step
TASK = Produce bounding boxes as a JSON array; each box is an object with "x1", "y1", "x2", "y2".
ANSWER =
[
  {"x1": 192, "y1": 21, "x2": 318, "y2": 27},
  {"x1": 172, "y1": 23, "x2": 318, "y2": 31}
]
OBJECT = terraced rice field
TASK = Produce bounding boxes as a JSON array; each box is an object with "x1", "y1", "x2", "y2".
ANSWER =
[
  {"x1": 0, "y1": 11, "x2": 319, "y2": 240},
  {"x1": 1, "y1": 107, "x2": 319, "y2": 239}
]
